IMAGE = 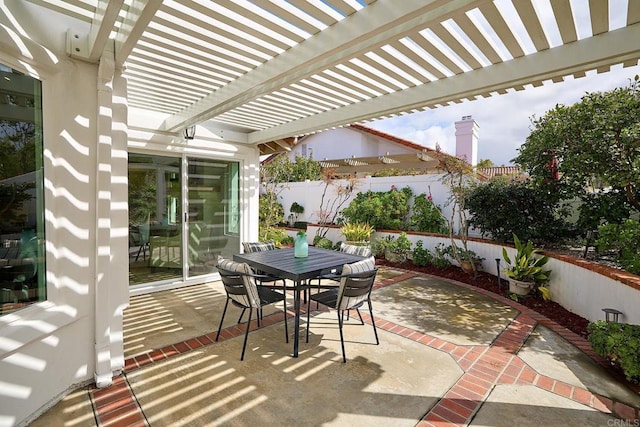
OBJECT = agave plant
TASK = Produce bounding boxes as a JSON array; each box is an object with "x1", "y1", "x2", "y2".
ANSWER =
[{"x1": 502, "y1": 233, "x2": 552, "y2": 285}]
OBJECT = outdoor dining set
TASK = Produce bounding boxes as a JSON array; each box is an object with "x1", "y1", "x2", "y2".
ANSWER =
[{"x1": 215, "y1": 243, "x2": 379, "y2": 362}]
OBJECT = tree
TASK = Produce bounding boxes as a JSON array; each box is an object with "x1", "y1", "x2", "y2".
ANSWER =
[
  {"x1": 475, "y1": 158, "x2": 494, "y2": 169},
  {"x1": 314, "y1": 169, "x2": 358, "y2": 240},
  {"x1": 465, "y1": 177, "x2": 572, "y2": 244},
  {"x1": 290, "y1": 155, "x2": 321, "y2": 182},
  {"x1": 434, "y1": 147, "x2": 481, "y2": 274},
  {"x1": 515, "y1": 75, "x2": 640, "y2": 213},
  {"x1": 259, "y1": 156, "x2": 290, "y2": 237},
  {"x1": 259, "y1": 154, "x2": 322, "y2": 239}
]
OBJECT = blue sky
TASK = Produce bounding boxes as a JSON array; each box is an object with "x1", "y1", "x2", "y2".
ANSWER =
[{"x1": 368, "y1": 63, "x2": 640, "y2": 166}]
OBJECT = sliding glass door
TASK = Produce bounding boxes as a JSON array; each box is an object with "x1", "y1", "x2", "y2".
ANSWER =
[
  {"x1": 128, "y1": 155, "x2": 183, "y2": 285},
  {"x1": 128, "y1": 154, "x2": 240, "y2": 287},
  {"x1": 187, "y1": 158, "x2": 240, "y2": 277}
]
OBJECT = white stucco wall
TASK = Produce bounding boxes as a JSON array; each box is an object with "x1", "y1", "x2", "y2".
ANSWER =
[
  {"x1": 273, "y1": 174, "x2": 470, "y2": 233},
  {"x1": 287, "y1": 127, "x2": 416, "y2": 161},
  {"x1": 0, "y1": 28, "x2": 102, "y2": 426},
  {"x1": 0, "y1": 23, "x2": 262, "y2": 427}
]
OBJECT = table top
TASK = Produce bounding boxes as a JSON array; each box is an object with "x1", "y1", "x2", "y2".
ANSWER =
[{"x1": 233, "y1": 246, "x2": 365, "y2": 282}]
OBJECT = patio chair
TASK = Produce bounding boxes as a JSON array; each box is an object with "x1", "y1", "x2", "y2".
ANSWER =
[
  {"x1": 306, "y1": 256, "x2": 379, "y2": 362},
  {"x1": 133, "y1": 221, "x2": 150, "y2": 262},
  {"x1": 310, "y1": 243, "x2": 373, "y2": 308},
  {"x1": 339, "y1": 242, "x2": 372, "y2": 257},
  {"x1": 215, "y1": 257, "x2": 289, "y2": 361}
]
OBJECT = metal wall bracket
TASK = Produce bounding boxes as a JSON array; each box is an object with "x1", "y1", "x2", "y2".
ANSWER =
[{"x1": 66, "y1": 29, "x2": 89, "y2": 60}]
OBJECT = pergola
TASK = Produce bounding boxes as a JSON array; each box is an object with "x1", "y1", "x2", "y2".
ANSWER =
[{"x1": 14, "y1": 0, "x2": 640, "y2": 153}]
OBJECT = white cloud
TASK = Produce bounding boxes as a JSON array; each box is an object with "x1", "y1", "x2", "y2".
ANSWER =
[{"x1": 369, "y1": 64, "x2": 640, "y2": 166}]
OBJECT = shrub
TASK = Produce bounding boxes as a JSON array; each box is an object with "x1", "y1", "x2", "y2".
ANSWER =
[
  {"x1": 465, "y1": 179, "x2": 572, "y2": 245},
  {"x1": 259, "y1": 192, "x2": 284, "y2": 230},
  {"x1": 588, "y1": 321, "x2": 640, "y2": 384},
  {"x1": 432, "y1": 243, "x2": 451, "y2": 269},
  {"x1": 341, "y1": 186, "x2": 413, "y2": 231},
  {"x1": 412, "y1": 240, "x2": 433, "y2": 266},
  {"x1": 313, "y1": 235, "x2": 333, "y2": 249},
  {"x1": 280, "y1": 235, "x2": 294, "y2": 246},
  {"x1": 595, "y1": 219, "x2": 640, "y2": 274},
  {"x1": 410, "y1": 193, "x2": 448, "y2": 233},
  {"x1": 371, "y1": 235, "x2": 393, "y2": 257},
  {"x1": 259, "y1": 226, "x2": 288, "y2": 246},
  {"x1": 388, "y1": 232, "x2": 412, "y2": 256},
  {"x1": 383, "y1": 232, "x2": 412, "y2": 263}
]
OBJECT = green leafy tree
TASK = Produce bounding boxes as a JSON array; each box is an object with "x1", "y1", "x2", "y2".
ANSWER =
[
  {"x1": 595, "y1": 219, "x2": 640, "y2": 275},
  {"x1": 260, "y1": 155, "x2": 291, "y2": 238},
  {"x1": 515, "y1": 75, "x2": 640, "y2": 213},
  {"x1": 0, "y1": 121, "x2": 36, "y2": 179},
  {"x1": 475, "y1": 158, "x2": 494, "y2": 169},
  {"x1": 465, "y1": 178, "x2": 572, "y2": 244},
  {"x1": 341, "y1": 186, "x2": 412, "y2": 231},
  {"x1": 290, "y1": 155, "x2": 321, "y2": 182},
  {"x1": 576, "y1": 189, "x2": 632, "y2": 232},
  {"x1": 259, "y1": 154, "x2": 321, "y2": 239},
  {"x1": 0, "y1": 121, "x2": 38, "y2": 233},
  {"x1": 409, "y1": 192, "x2": 448, "y2": 233}
]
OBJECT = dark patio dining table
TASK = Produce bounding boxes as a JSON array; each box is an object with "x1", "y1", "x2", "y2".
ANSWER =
[{"x1": 234, "y1": 246, "x2": 365, "y2": 357}]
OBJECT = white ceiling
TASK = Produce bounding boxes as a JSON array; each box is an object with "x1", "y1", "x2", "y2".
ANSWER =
[{"x1": 17, "y1": 0, "x2": 640, "y2": 150}]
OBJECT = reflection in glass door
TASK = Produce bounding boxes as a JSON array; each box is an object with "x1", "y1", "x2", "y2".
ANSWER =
[
  {"x1": 187, "y1": 158, "x2": 240, "y2": 278},
  {"x1": 128, "y1": 154, "x2": 240, "y2": 287},
  {"x1": 128, "y1": 154, "x2": 183, "y2": 286}
]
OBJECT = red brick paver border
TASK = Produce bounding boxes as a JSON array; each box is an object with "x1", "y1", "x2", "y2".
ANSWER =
[{"x1": 87, "y1": 268, "x2": 639, "y2": 426}]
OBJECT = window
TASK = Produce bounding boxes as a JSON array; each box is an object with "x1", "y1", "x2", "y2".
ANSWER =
[{"x1": 0, "y1": 64, "x2": 46, "y2": 315}]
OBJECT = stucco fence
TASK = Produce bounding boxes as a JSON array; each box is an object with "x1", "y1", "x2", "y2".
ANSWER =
[
  {"x1": 285, "y1": 226, "x2": 640, "y2": 326},
  {"x1": 270, "y1": 174, "x2": 471, "y2": 234}
]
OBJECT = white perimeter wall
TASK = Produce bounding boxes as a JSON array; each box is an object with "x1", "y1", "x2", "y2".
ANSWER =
[
  {"x1": 290, "y1": 227, "x2": 640, "y2": 326},
  {"x1": 272, "y1": 174, "x2": 472, "y2": 233}
]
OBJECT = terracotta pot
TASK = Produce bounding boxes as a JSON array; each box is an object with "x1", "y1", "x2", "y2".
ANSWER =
[
  {"x1": 460, "y1": 260, "x2": 476, "y2": 273},
  {"x1": 508, "y1": 278, "x2": 534, "y2": 295}
]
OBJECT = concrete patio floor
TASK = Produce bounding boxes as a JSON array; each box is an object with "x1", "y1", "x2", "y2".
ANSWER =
[{"x1": 31, "y1": 267, "x2": 640, "y2": 426}]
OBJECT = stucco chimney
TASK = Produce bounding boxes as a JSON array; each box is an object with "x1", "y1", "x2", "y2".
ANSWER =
[{"x1": 455, "y1": 115, "x2": 478, "y2": 165}]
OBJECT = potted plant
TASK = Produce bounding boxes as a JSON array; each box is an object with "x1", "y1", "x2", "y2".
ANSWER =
[
  {"x1": 290, "y1": 202, "x2": 304, "y2": 219},
  {"x1": 502, "y1": 234, "x2": 552, "y2": 296},
  {"x1": 384, "y1": 232, "x2": 412, "y2": 264},
  {"x1": 340, "y1": 222, "x2": 375, "y2": 245}
]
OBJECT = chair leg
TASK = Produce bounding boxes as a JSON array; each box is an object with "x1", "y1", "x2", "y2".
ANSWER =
[
  {"x1": 240, "y1": 309, "x2": 253, "y2": 361},
  {"x1": 283, "y1": 294, "x2": 289, "y2": 343},
  {"x1": 368, "y1": 300, "x2": 379, "y2": 345},
  {"x1": 237, "y1": 308, "x2": 246, "y2": 324},
  {"x1": 216, "y1": 299, "x2": 230, "y2": 342},
  {"x1": 305, "y1": 292, "x2": 311, "y2": 343},
  {"x1": 338, "y1": 310, "x2": 347, "y2": 363},
  {"x1": 355, "y1": 308, "x2": 364, "y2": 325}
]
